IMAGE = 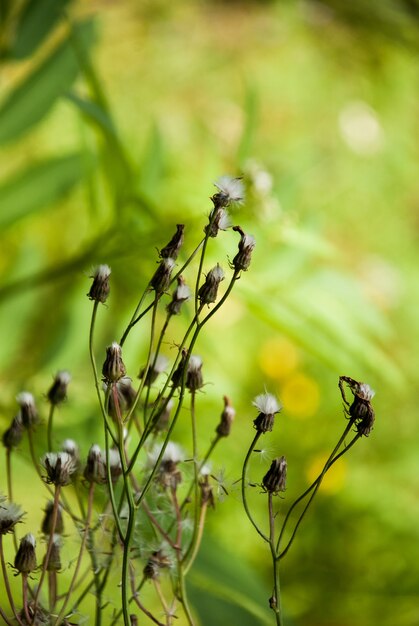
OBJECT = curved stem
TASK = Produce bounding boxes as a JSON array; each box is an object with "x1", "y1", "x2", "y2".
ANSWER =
[
  {"x1": 0, "y1": 535, "x2": 24, "y2": 626},
  {"x1": 278, "y1": 430, "x2": 360, "y2": 560},
  {"x1": 119, "y1": 285, "x2": 151, "y2": 347},
  {"x1": 268, "y1": 494, "x2": 283, "y2": 626},
  {"x1": 241, "y1": 431, "x2": 269, "y2": 543}
]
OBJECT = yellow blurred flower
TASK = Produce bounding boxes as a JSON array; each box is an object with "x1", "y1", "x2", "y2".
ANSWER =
[
  {"x1": 258, "y1": 337, "x2": 299, "y2": 380},
  {"x1": 281, "y1": 372, "x2": 320, "y2": 419},
  {"x1": 306, "y1": 454, "x2": 347, "y2": 494}
]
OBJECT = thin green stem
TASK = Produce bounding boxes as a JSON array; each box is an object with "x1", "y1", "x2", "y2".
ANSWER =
[
  {"x1": 278, "y1": 430, "x2": 360, "y2": 560},
  {"x1": 55, "y1": 482, "x2": 95, "y2": 625},
  {"x1": 46, "y1": 403, "x2": 56, "y2": 453},
  {"x1": 241, "y1": 432, "x2": 269, "y2": 543},
  {"x1": 268, "y1": 494, "x2": 283, "y2": 626},
  {"x1": 119, "y1": 285, "x2": 151, "y2": 347}
]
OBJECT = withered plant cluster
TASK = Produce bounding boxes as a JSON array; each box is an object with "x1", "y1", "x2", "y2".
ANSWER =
[{"x1": 0, "y1": 177, "x2": 375, "y2": 626}]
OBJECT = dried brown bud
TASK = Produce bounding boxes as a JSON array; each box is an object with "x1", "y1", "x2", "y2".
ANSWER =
[
  {"x1": 262, "y1": 456, "x2": 287, "y2": 494},
  {"x1": 171, "y1": 349, "x2": 188, "y2": 389},
  {"x1": 102, "y1": 342, "x2": 126, "y2": 384},
  {"x1": 252, "y1": 393, "x2": 282, "y2": 434},
  {"x1": 216, "y1": 396, "x2": 235, "y2": 437},
  {"x1": 16, "y1": 392, "x2": 38, "y2": 429},
  {"x1": 41, "y1": 501, "x2": 64, "y2": 536},
  {"x1": 14, "y1": 533, "x2": 37, "y2": 574},
  {"x1": 232, "y1": 226, "x2": 256, "y2": 272},
  {"x1": 159, "y1": 224, "x2": 185, "y2": 260},
  {"x1": 42, "y1": 452, "x2": 77, "y2": 486},
  {"x1": 87, "y1": 265, "x2": 111, "y2": 303},
  {"x1": 47, "y1": 371, "x2": 71, "y2": 405},
  {"x1": 2, "y1": 415, "x2": 24, "y2": 449},
  {"x1": 44, "y1": 535, "x2": 62, "y2": 572},
  {"x1": 167, "y1": 275, "x2": 191, "y2": 315},
  {"x1": 339, "y1": 376, "x2": 375, "y2": 437},
  {"x1": 84, "y1": 445, "x2": 106, "y2": 484},
  {"x1": 199, "y1": 474, "x2": 215, "y2": 508},
  {"x1": 186, "y1": 355, "x2": 203, "y2": 392},
  {"x1": 0, "y1": 502, "x2": 24, "y2": 535},
  {"x1": 150, "y1": 258, "x2": 175, "y2": 294},
  {"x1": 205, "y1": 207, "x2": 231, "y2": 238},
  {"x1": 198, "y1": 264, "x2": 224, "y2": 305}
]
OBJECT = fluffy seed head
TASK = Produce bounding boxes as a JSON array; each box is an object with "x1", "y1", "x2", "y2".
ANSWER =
[
  {"x1": 42, "y1": 452, "x2": 77, "y2": 486},
  {"x1": 0, "y1": 502, "x2": 24, "y2": 535},
  {"x1": 212, "y1": 176, "x2": 245, "y2": 207},
  {"x1": 253, "y1": 392, "x2": 282, "y2": 433}
]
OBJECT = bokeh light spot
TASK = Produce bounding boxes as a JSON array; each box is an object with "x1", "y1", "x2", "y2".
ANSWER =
[
  {"x1": 307, "y1": 454, "x2": 347, "y2": 494},
  {"x1": 281, "y1": 372, "x2": 320, "y2": 418},
  {"x1": 258, "y1": 337, "x2": 299, "y2": 380}
]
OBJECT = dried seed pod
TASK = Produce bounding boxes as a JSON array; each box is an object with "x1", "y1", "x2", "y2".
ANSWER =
[{"x1": 87, "y1": 265, "x2": 111, "y2": 303}]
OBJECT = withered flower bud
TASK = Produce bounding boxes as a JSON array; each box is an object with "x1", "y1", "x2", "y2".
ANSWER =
[
  {"x1": 205, "y1": 207, "x2": 231, "y2": 238},
  {"x1": 199, "y1": 475, "x2": 215, "y2": 508},
  {"x1": 108, "y1": 449, "x2": 123, "y2": 484},
  {"x1": 186, "y1": 355, "x2": 203, "y2": 392},
  {"x1": 148, "y1": 442, "x2": 183, "y2": 490},
  {"x1": 216, "y1": 396, "x2": 235, "y2": 437},
  {"x1": 139, "y1": 355, "x2": 168, "y2": 387},
  {"x1": 198, "y1": 264, "x2": 224, "y2": 305},
  {"x1": 339, "y1": 376, "x2": 375, "y2": 437},
  {"x1": 87, "y1": 264, "x2": 111, "y2": 304},
  {"x1": 102, "y1": 342, "x2": 126, "y2": 384},
  {"x1": 0, "y1": 502, "x2": 24, "y2": 535},
  {"x1": 143, "y1": 549, "x2": 171, "y2": 580},
  {"x1": 152, "y1": 398, "x2": 174, "y2": 433},
  {"x1": 106, "y1": 377, "x2": 136, "y2": 420},
  {"x1": 41, "y1": 501, "x2": 64, "y2": 536},
  {"x1": 47, "y1": 371, "x2": 71, "y2": 405},
  {"x1": 211, "y1": 176, "x2": 245, "y2": 209},
  {"x1": 14, "y1": 533, "x2": 37, "y2": 574},
  {"x1": 2, "y1": 415, "x2": 23, "y2": 449},
  {"x1": 42, "y1": 452, "x2": 77, "y2": 486},
  {"x1": 167, "y1": 275, "x2": 191, "y2": 315},
  {"x1": 44, "y1": 535, "x2": 62, "y2": 572},
  {"x1": 262, "y1": 456, "x2": 287, "y2": 494},
  {"x1": 232, "y1": 226, "x2": 256, "y2": 272},
  {"x1": 171, "y1": 349, "x2": 188, "y2": 389},
  {"x1": 150, "y1": 258, "x2": 175, "y2": 295},
  {"x1": 252, "y1": 392, "x2": 282, "y2": 433},
  {"x1": 84, "y1": 444, "x2": 107, "y2": 484},
  {"x1": 16, "y1": 392, "x2": 38, "y2": 429},
  {"x1": 159, "y1": 224, "x2": 185, "y2": 260}
]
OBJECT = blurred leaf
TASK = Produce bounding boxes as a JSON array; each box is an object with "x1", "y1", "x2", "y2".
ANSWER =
[
  {"x1": 137, "y1": 122, "x2": 166, "y2": 199},
  {"x1": 0, "y1": 19, "x2": 95, "y2": 145},
  {"x1": 0, "y1": 153, "x2": 94, "y2": 230},
  {"x1": 10, "y1": 0, "x2": 72, "y2": 60},
  {"x1": 237, "y1": 84, "x2": 259, "y2": 165},
  {"x1": 188, "y1": 535, "x2": 273, "y2": 626},
  {"x1": 66, "y1": 92, "x2": 117, "y2": 138}
]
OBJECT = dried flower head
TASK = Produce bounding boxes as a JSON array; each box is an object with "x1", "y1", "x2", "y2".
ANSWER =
[
  {"x1": 108, "y1": 448, "x2": 123, "y2": 484},
  {"x1": 2, "y1": 414, "x2": 24, "y2": 449},
  {"x1": 150, "y1": 258, "x2": 175, "y2": 295},
  {"x1": 199, "y1": 474, "x2": 215, "y2": 508},
  {"x1": 198, "y1": 264, "x2": 224, "y2": 305},
  {"x1": 216, "y1": 396, "x2": 235, "y2": 437},
  {"x1": 212, "y1": 176, "x2": 245, "y2": 208},
  {"x1": 44, "y1": 534, "x2": 62, "y2": 572},
  {"x1": 186, "y1": 355, "x2": 203, "y2": 392},
  {"x1": 0, "y1": 501, "x2": 24, "y2": 535},
  {"x1": 41, "y1": 501, "x2": 64, "y2": 536},
  {"x1": 14, "y1": 533, "x2": 37, "y2": 574},
  {"x1": 167, "y1": 275, "x2": 191, "y2": 315},
  {"x1": 47, "y1": 371, "x2": 71, "y2": 405},
  {"x1": 105, "y1": 376, "x2": 136, "y2": 420},
  {"x1": 205, "y1": 207, "x2": 232, "y2": 238},
  {"x1": 16, "y1": 392, "x2": 38, "y2": 429},
  {"x1": 102, "y1": 342, "x2": 126, "y2": 384},
  {"x1": 152, "y1": 398, "x2": 174, "y2": 433},
  {"x1": 159, "y1": 224, "x2": 185, "y2": 260},
  {"x1": 84, "y1": 444, "x2": 106, "y2": 484},
  {"x1": 148, "y1": 442, "x2": 184, "y2": 490},
  {"x1": 232, "y1": 226, "x2": 256, "y2": 272},
  {"x1": 252, "y1": 392, "x2": 282, "y2": 433},
  {"x1": 139, "y1": 355, "x2": 168, "y2": 387},
  {"x1": 171, "y1": 349, "x2": 188, "y2": 389},
  {"x1": 42, "y1": 452, "x2": 77, "y2": 486},
  {"x1": 339, "y1": 376, "x2": 376, "y2": 436},
  {"x1": 262, "y1": 456, "x2": 287, "y2": 494},
  {"x1": 87, "y1": 264, "x2": 111, "y2": 304},
  {"x1": 143, "y1": 549, "x2": 172, "y2": 580}
]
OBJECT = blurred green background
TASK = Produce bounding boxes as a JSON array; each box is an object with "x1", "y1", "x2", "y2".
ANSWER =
[{"x1": 1, "y1": 0, "x2": 418, "y2": 624}]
